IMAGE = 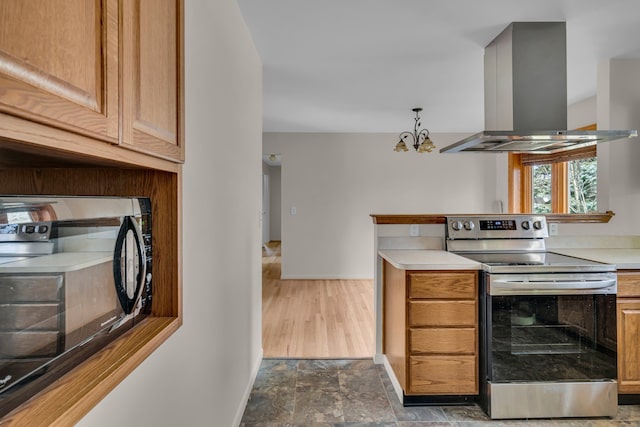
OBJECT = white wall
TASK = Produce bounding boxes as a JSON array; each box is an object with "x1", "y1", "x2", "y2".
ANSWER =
[
  {"x1": 264, "y1": 133, "x2": 501, "y2": 279},
  {"x1": 558, "y1": 59, "x2": 640, "y2": 237},
  {"x1": 78, "y1": 1, "x2": 263, "y2": 426},
  {"x1": 568, "y1": 95, "x2": 596, "y2": 129}
]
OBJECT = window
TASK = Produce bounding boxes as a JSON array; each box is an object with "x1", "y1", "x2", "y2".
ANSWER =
[
  {"x1": 567, "y1": 157, "x2": 598, "y2": 213},
  {"x1": 509, "y1": 125, "x2": 598, "y2": 214}
]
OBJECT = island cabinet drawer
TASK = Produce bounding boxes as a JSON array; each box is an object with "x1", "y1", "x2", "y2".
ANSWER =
[
  {"x1": 408, "y1": 272, "x2": 477, "y2": 299},
  {"x1": 408, "y1": 355, "x2": 477, "y2": 395},
  {"x1": 618, "y1": 272, "x2": 640, "y2": 297},
  {"x1": 409, "y1": 300, "x2": 476, "y2": 327},
  {"x1": 0, "y1": 331, "x2": 60, "y2": 358},
  {"x1": 0, "y1": 304, "x2": 60, "y2": 330},
  {"x1": 0, "y1": 275, "x2": 63, "y2": 302},
  {"x1": 410, "y1": 328, "x2": 475, "y2": 354}
]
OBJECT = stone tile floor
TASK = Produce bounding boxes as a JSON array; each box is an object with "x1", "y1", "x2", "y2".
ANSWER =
[{"x1": 240, "y1": 359, "x2": 640, "y2": 426}]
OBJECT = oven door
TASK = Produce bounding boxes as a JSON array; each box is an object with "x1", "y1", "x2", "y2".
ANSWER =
[{"x1": 481, "y1": 272, "x2": 618, "y2": 419}]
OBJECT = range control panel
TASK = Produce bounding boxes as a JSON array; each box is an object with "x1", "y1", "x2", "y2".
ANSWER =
[{"x1": 446, "y1": 215, "x2": 548, "y2": 240}]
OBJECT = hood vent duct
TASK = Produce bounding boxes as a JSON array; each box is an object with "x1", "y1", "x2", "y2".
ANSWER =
[{"x1": 440, "y1": 22, "x2": 637, "y2": 154}]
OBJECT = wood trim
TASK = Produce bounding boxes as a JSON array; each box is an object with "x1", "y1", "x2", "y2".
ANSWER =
[
  {"x1": 2, "y1": 317, "x2": 180, "y2": 426},
  {"x1": 371, "y1": 214, "x2": 447, "y2": 224},
  {"x1": 371, "y1": 212, "x2": 614, "y2": 224},
  {"x1": 521, "y1": 145, "x2": 597, "y2": 166},
  {"x1": 520, "y1": 124, "x2": 597, "y2": 166},
  {"x1": 0, "y1": 113, "x2": 180, "y2": 172},
  {"x1": 545, "y1": 211, "x2": 614, "y2": 223},
  {"x1": 383, "y1": 260, "x2": 407, "y2": 390},
  {"x1": 508, "y1": 153, "x2": 522, "y2": 213},
  {"x1": 508, "y1": 153, "x2": 532, "y2": 213},
  {"x1": 522, "y1": 161, "x2": 532, "y2": 213},
  {"x1": 552, "y1": 162, "x2": 568, "y2": 213}
]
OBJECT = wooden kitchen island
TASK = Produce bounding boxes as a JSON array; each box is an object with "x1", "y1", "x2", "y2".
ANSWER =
[
  {"x1": 379, "y1": 250, "x2": 481, "y2": 405},
  {"x1": 373, "y1": 214, "x2": 640, "y2": 406}
]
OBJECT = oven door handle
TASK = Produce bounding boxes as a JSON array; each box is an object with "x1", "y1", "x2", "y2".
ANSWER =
[{"x1": 489, "y1": 278, "x2": 617, "y2": 295}]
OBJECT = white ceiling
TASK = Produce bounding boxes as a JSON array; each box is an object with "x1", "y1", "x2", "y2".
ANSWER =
[{"x1": 237, "y1": 0, "x2": 640, "y2": 135}]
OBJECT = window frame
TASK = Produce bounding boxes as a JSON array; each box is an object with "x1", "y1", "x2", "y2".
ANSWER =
[{"x1": 508, "y1": 124, "x2": 597, "y2": 214}]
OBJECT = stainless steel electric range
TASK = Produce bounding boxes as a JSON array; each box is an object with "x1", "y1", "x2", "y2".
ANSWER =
[{"x1": 445, "y1": 215, "x2": 618, "y2": 420}]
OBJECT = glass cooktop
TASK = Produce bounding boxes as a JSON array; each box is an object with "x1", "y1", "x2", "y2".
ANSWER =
[{"x1": 455, "y1": 252, "x2": 616, "y2": 273}]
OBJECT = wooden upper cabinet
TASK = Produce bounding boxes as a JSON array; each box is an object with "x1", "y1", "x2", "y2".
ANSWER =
[
  {"x1": 0, "y1": 0, "x2": 184, "y2": 164},
  {"x1": 0, "y1": 0, "x2": 118, "y2": 142},
  {"x1": 121, "y1": 0, "x2": 184, "y2": 162}
]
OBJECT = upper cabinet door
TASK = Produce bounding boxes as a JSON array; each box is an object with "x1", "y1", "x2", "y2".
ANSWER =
[
  {"x1": 0, "y1": 0, "x2": 118, "y2": 142},
  {"x1": 121, "y1": 0, "x2": 184, "y2": 163}
]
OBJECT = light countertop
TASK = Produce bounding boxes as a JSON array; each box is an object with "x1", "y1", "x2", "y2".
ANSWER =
[
  {"x1": 379, "y1": 249, "x2": 482, "y2": 271},
  {"x1": 380, "y1": 248, "x2": 640, "y2": 271},
  {"x1": 0, "y1": 252, "x2": 113, "y2": 273},
  {"x1": 550, "y1": 249, "x2": 640, "y2": 270}
]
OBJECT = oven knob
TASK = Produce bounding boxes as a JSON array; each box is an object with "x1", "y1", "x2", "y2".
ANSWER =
[
  {"x1": 451, "y1": 220, "x2": 463, "y2": 231},
  {"x1": 521, "y1": 220, "x2": 531, "y2": 230},
  {"x1": 533, "y1": 220, "x2": 544, "y2": 230},
  {"x1": 463, "y1": 221, "x2": 475, "y2": 231}
]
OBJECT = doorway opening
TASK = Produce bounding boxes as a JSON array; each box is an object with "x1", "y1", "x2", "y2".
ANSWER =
[{"x1": 261, "y1": 155, "x2": 374, "y2": 358}]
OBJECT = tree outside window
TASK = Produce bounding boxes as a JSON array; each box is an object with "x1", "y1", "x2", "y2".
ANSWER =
[
  {"x1": 530, "y1": 158, "x2": 597, "y2": 214},
  {"x1": 568, "y1": 158, "x2": 597, "y2": 213},
  {"x1": 532, "y1": 164, "x2": 552, "y2": 213}
]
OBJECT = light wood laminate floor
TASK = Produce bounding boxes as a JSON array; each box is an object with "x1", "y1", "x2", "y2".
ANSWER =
[{"x1": 262, "y1": 242, "x2": 375, "y2": 358}]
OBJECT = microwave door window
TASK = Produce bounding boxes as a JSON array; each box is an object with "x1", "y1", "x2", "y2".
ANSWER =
[
  {"x1": 114, "y1": 217, "x2": 145, "y2": 315},
  {"x1": 124, "y1": 230, "x2": 137, "y2": 299}
]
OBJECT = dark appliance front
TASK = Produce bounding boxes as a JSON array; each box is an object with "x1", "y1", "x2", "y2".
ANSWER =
[
  {"x1": 446, "y1": 215, "x2": 618, "y2": 419},
  {"x1": 0, "y1": 196, "x2": 152, "y2": 417},
  {"x1": 480, "y1": 272, "x2": 617, "y2": 419}
]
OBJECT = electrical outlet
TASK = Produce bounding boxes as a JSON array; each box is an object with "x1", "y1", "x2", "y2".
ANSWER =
[
  {"x1": 549, "y1": 223, "x2": 558, "y2": 236},
  {"x1": 409, "y1": 224, "x2": 419, "y2": 237},
  {"x1": 290, "y1": 206, "x2": 297, "y2": 215}
]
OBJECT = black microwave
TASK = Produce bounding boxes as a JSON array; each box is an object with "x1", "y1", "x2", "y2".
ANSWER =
[{"x1": 0, "y1": 196, "x2": 152, "y2": 417}]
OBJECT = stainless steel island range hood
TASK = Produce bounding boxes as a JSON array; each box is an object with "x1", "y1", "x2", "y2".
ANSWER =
[{"x1": 440, "y1": 22, "x2": 637, "y2": 154}]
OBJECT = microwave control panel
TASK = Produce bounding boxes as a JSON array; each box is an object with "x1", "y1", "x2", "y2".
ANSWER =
[{"x1": 0, "y1": 222, "x2": 52, "y2": 242}]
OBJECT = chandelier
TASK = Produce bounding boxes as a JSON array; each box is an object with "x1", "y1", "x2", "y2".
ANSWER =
[{"x1": 394, "y1": 108, "x2": 436, "y2": 153}]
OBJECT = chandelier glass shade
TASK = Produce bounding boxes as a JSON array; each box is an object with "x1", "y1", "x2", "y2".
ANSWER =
[{"x1": 394, "y1": 108, "x2": 435, "y2": 153}]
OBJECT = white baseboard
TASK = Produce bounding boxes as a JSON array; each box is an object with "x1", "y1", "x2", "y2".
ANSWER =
[
  {"x1": 233, "y1": 348, "x2": 263, "y2": 427},
  {"x1": 381, "y1": 354, "x2": 404, "y2": 404}
]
